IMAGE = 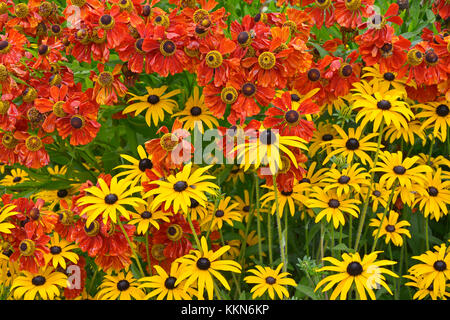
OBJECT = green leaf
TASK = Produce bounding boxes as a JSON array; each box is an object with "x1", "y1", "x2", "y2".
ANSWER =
[{"x1": 295, "y1": 283, "x2": 319, "y2": 300}]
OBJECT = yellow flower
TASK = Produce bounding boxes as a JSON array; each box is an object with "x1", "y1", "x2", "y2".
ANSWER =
[
  {"x1": 123, "y1": 86, "x2": 180, "y2": 127},
  {"x1": 77, "y1": 175, "x2": 146, "y2": 226},
  {"x1": 369, "y1": 210, "x2": 411, "y2": 246},
  {"x1": 244, "y1": 263, "x2": 297, "y2": 299},
  {"x1": 44, "y1": 233, "x2": 79, "y2": 269},
  {"x1": 315, "y1": 251, "x2": 398, "y2": 300},
  {"x1": 175, "y1": 236, "x2": 242, "y2": 300},
  {"x1": 96, "y1": 271, "x2": 145, "y2": 300}
]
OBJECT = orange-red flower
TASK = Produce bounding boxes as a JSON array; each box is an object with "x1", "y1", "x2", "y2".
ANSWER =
[
  {"x1": 0, "y1": 28, "x2": 28, "y2": 65},
  {"x1": 91, "y1": 63, "x2": 127, "y2": 105},
  {"x1": 14, "y1": 131, "x2": 53, "y2": 169}
]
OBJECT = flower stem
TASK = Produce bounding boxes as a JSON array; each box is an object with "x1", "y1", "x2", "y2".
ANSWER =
[
  {"x1": 254, "y1": 173, "x2": 263, "y2": 264},
  {"x1": 371, "y1": 182, "x2": 397, "y2": 252},
  {"x1": 354, "y1": 120, "x2": 385, "y2": 251},
  {"x1": 145, "y1": 231, "x2": 152, "y2": 276},
  {"x1": 273, "y1": 175, "x2": 287, "y2": 272},
  {"x1": 117, "y1": 218, "x2": 145, "y2": 277}
]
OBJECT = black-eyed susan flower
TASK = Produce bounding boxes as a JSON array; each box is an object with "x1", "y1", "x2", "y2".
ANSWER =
[
  {"x1": 114, "y1": 145, "x2": 156, "y2": 187},
  {"x1": 0, "y1": 168, "x2": 28, "y2": 186},
  {"x1": 10, "y1": 267, "x2": 68, "y2": 300},
  {"x1": 372, "y1": 151, "x2": 432, "y2": 189},
  {"x1": 315, "y1": 251, "x2": 398, "y2": 300},
  {"x1": 308, "y1": 121, "x2": 338, "y2": 157},
  {"x1": 172, "y1": 87, "x2": 219, "y2": 133},
  {"x1": 369, "y1": 210, "x2": 411, "y2": 247},
  {"x1": 0, "y1": 204, "x2": 18, "y2": 234},
  {"x1": 234, "y1": 127, "x2": 308, "y2": 176},
  {"x1": 244, "y1": 263, "x2": 297, "y2": 300},
  {"x1": 322, "y1": 125, "x2": 379, "y2": 166},
  {"x1": 408, "y1": 243, "x2": 450, "y2": 297},
  {"x1": 383, "y1": 119, "x2": 426, "y2": 145},
  {"x1": 0, "y1": 254, "x2": 19, "y2": 288},
  {"x1": 307, "y1": 187, "x2": 360, "y2": 229},
  {"x1": 128, "y1": 199, "x2": 171, "y2": 234},
  {"x1": 414, "y1": 168, "x2": 450, "y2": 221},
  {"x1": 415, "y1": 99, "x2": 450, "y2": 142},
  {"x1": 77, "y1": 175, "x2": 146, "y2": 226},
  {"x1": 96, "y1": 271, "x2": 145, "y2": 300},
  {"x1": 47, "y1": 165, "x2": 68, "y2": 176},
  {"x1": 232, "y1": 190, "x2": 257, "y2": 223},
  {"x1": 202, "y1": 196, "x2": 241, "y2": 231},
  {"x1": 260, "y1": 181, "x2": 307, "y2": 217},
  {"x1": 187, "y1": 197, "x2": 209, "y2": 222},
  {"x1": 416, "y1": 153, "x2": 450, "y2": 171},
  {"x1": 144, "y1": 163, "x2": 219, "y2": 215},
  {"x1": 361, "y1": 64, "x2": 408, "y2": 94},
  {"x1": 138, "y1": 263, "x2": 196, "y2": 300},
  {"x1": 224, "y1": 165, "x2": 245, "y2": 184},
  {"x1": 352, "y1": 81, "x2": 414, "y2": 133},
  {"x1": 404, "y1": 274, "x2": 450, "y2": 300},
  {"x1": 175, "y1": 236, "x2": 242, "y2": 300},
  {"x1": 44, "y1": 233, "x2": 79, "y2": 269},
  {"x1": 322, "y1": 163, "x2": 370, "y2": 197},
  {"x1": 123, "y1": 86, "x2": 181, "y2": 127},
  {"x1": 361, "y1": 182, "x2": 390, "y2": 213}
]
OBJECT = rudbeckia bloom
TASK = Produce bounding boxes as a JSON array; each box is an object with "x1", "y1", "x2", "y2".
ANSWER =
[
  {"x1": 0, "y1": 204, "x2": 18, "y2": 234},
  {"x1": 128, "y1": 199, "x2": 171, "y2": 234},
  {"x1": 77, "y1": 175, "x2": 146, "y2": 226},
  {"x1": 234, "y1": 128, "x2": 308, "y2": 176},
  {"x1": 322, "y1": 163, "x2": 370, "y2": 197},
  {"x1": 114, "y1": 145, "x2": 156, "y2": 187},
  {"x1": 10, "y1": 267, "x2": 67, "y2": 300},
  {"x1": 372, "y1": 151, "x2": 432, "y2": 189},
  {"x1": 408, "y1": 243, "x2": 450, "y2": 298},
  {"x1": 260, "y1": 181, "x2": 307, "y2": 217},
  {"x1": 322, "y1": 125, "x2": 379, "y2": 166},
  {"x1": 144, "y1": 163, "x2": 219, "y2": 214},
  {"x1": 175, "y1": 236, "x2": 242, "y2": 300},
  {"x1": 123, "y1": 86, "x2": 180, "y2": 127},
  {"x1": 96, "y1": 271, "x2": 145, "y2": 300},
  {"x1": 244, "y1": 263, "x2": 297, "y2": 300},
  {"x1": 172, "y1": 87, "x2": 218, "y2": 133},
  {"x1": 201, "y1": 196, "x2": 241, "y2": 231},
  {"x1": 139, "y1": 262, "x2": 197, "y2": 300},
  {"x1": 369, "y1": 210, "x2": 411, "y2": 246},
  {"x1": 307, "y1": 187, "x2": 360, "y2": 229},
  {"x1": 351, "y1": 81, "x2": 414, "y2": 132},
  {"x1": 0, "y1": 168, "x2": 29, "y2": 186},
  {"x1": 413, "y1": 168, "x2": 450, "y2": 221},
  {"x1": 315, "y1": 251, "x2": 398, "y2": 300},
  {"x1": 44, "y1": 233, "x2": 79, "y2": 269},
  {"x1": 415, "y1": 100, "x2": 450, "y2": 142},
  {"x1": 404, "y1": 274, "x2": 450, "y2": 300}
]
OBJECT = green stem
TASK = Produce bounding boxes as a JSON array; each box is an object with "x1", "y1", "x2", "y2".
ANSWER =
[
  {"x1": 424, "y1": 217, "x2": 430, "y2": 251},
  {"x1": 117, "y1": 218, "x2": 145, "y2": 277},
  {"x1": 273, "y1": 176, "x2": 287, "y2": 272},
  {"x1": 371, "y1": 182, "x2": 397, "y2": 252},
  {"x1": 186, "y1": 212, "x2": 201, "y2": 249},
  {"x1": 354, "y1": 120, "x2": 385, "y2": 251},
  {"x1": 145, "y1": 231, "x2": 152, "y2": 276},
  {"x1": 254, "y1": 173, "x2": 263, "y2": 264}
]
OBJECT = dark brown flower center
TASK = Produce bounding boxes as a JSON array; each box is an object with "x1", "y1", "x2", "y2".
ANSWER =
[
  {"x1": 347, "y1": 261, "x2": 363, "y2": 276},
  {"x1": 433, "y1": 260, "x2": 447, "y2": 272},
  {"x1": 345, "y1": 138, "x2": 360, "y2": 150},
  {"x1": 50, "y1": 246, "x2": 62, "y2": 255},
  {"x1": 338, "y1": 175, "x2": 350, "y2": 184},
  {"x1": 385, "y1": 224, "x2": 396, "y2": 233},
  {"x1": 436, "y1": 104, "x2": 449, "y2": 117},
  {"x1": 383, "y1": 72, "x2": 395, "y2": 81},
  {"x1": 104, "y1": 193, "x2": 119, "y2": 204},
  {"x1": 57, "y1": 189, "x2": 68, "y2": 198},
  {"x1": 32, "y1": 276, "x2": 46, "y2": 286},
  {"x1": 215, "y1": 210, "x2": 225, "y2": 218},
  {"x1": 285, "y1": 110, "x2": 299, "y2": 124},
  {"x1": 265, "y1": 276, "x2": 276, "y2": 284},
  {"x1": 427, "y1": 186, "x2": 438, "y2": 197},
  {"x1": 173, "y1": 181, "x2": 188, "y2": 192},
  {"x1": 138, "y1": 158, "x2": 153, "y2": 172},
  {"x1": 393, "y1": 165, "x2": 406, "y2": 175},
  {"x1": 307, "y1": 68, "x2": 321, "y2": 81},
  {"x1": 190, "y1": 106, "x2": 202, "y2": 116},
  {"x1": 164, "y1": 276, "x2": 177, "y2": 289},
  {"x1": 196, "y1": 257, "x2": 211, "y2": 270},
  {"x1": 147, "y1": 95, "x2": 160, "y2": 104},
  {"x1": 116, "y1": 280, "x2": 130, "y2": 291},
  {"x1": 259, "y1": 129, "x2": 276, "y2": 145},
  {"x1": 242, "y1": 83, "x2": 256, "y2": 97},
  {"x1": 328, "y1": 199, "x2": 340, "y2": 208},
  {"x1": 377, "y1": 100, "x2": 391, "y2": 110}
]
